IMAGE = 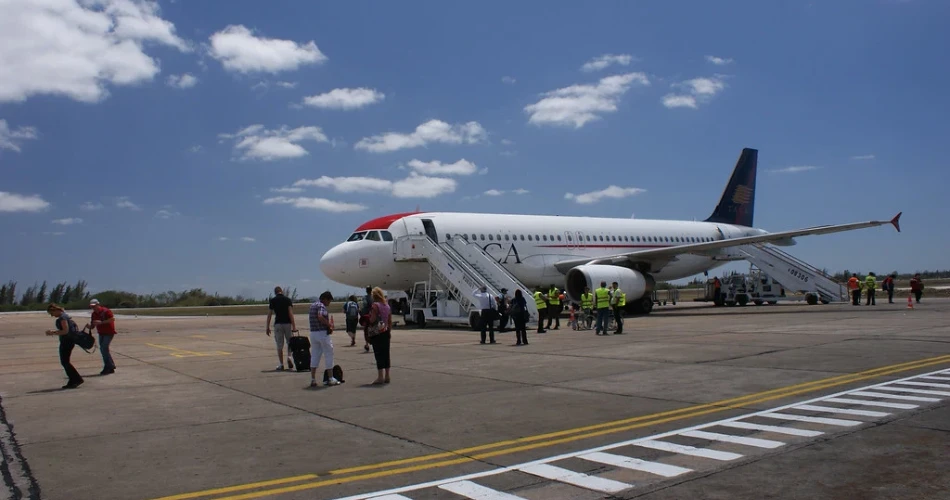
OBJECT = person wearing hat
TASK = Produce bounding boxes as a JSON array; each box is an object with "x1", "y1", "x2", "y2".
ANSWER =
[{"x1": 85, "y1": 298, "x2": 117, "y2": 375}]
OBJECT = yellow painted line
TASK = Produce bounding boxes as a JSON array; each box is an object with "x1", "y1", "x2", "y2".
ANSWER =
[
  {"x1": 146, "y1": 343, "x2": 231, "y2": 358},
  {"x1": 151, "y1": 475, "x2": 319, "y2": 500},
  {"x1": 153, "y1": 354, "x2": 950, "y2": 500}
]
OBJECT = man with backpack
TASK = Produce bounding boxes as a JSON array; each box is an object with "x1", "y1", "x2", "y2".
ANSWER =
[
  {"x1": 344, "y1": 295, "x2": 360, "y2": 346},
  {"x1": 86, "y1": 298, "x2": 117, "y2": 375}
]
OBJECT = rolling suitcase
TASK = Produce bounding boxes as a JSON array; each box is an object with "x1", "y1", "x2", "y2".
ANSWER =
[{"x1": 288, "y1": 332, "x2": 310, "y2": 372}]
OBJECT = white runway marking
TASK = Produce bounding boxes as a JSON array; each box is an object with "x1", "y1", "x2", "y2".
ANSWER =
[
  {"x1": 894, "y1": 381, "x2": 950, "y2": 389},
  {"x1": 331, "y1": 367, "x2": 950, "y2": 500},
  {"x1": 919, "y1": 376, "x2": 950, "y2": 382}
]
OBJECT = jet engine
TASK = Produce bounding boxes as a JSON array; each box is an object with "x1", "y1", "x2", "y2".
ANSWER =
[{"x1": 565, "y1": 265, "x2": 655, "y2": 305}]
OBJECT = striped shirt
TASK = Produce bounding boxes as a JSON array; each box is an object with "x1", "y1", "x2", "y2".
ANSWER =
[{"x1": 309, "y1": 301, "x2": 328, "y2": 332}]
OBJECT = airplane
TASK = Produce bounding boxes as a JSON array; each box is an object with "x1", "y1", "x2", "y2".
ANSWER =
[{"x1": 319, "y1": 148, "x2": 901, "y2": 315}]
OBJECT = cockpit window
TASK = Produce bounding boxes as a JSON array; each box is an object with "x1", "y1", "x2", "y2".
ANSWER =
[
  {"x1": 347, "y1": 232, "x2": 366, "y2": 242},
  {"x1": 380, "y1": 231, "x2": 393, "y2": 241},
  {"x1": 365, "y1": 231, "x2": 381, "y2": 241}
]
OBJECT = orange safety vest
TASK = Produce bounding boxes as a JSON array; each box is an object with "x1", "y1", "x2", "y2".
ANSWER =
[{"x1": 848, "y1": 277, "x2": 859, "y2": 290}]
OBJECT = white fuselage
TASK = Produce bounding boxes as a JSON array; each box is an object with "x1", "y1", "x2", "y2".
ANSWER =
[{"x1": 319, "y1": 212, "x2": 767, "y2": 291}]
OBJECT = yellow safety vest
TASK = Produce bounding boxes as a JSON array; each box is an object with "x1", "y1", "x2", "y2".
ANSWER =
[
  {"x1": 580, "y1": 293, "x2": 592, "y2": 309},
  {"x1": 595, "y1": 287, "x2": 610, "y2": 309},
  {"x1": 865, "y1": 275, "x2": 876, "y2": 291},
  {"x1": 548, "y1": 288, "x2": 560, "y2": 306},
  {"x1": 615, "y1": 288, "x2": 626, "y2": 307},
  {"x1": 534, "y1": 291, "x2": 547, "y2": 309}
]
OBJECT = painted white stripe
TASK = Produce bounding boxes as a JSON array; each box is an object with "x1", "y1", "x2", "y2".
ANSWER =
[
  {"x1": 849, "y1": 391, "x2": 940, "y2": 402},
  {"x1": 369, "y1": 495, "x2": 415, "y2": 500},
  {"x1": 634, "y1": 440, "x2": 742, "y2": 461},
  {"x1": 759, "y1": 412, "x2": 862, "y2": 427},
  {"x1": 894, "y1": 381, "x2": 950, "y2": 389},
  {"x1": 919, "y1": 376, "x2": 950, "y2": 382},
  {"x1": 518, "y1": 464, "x2": 632, "y2": 494},
  {"x1": 518, "y1": 464, "x2": 633, "y2": 493},
  {"x1": 680, "y1": 430, "x2": 785, "y2": 449},
  {"x1": 330, "y1": 366, "x2": 950, "y2": 500},
  {"x1": 793, "y1": 404, "x2": 889, "y2": 418},
  {"x1": 874, "y1": 386, "x2": 950, "y2": 397},
  {"x1": 824, "y1": 397, "x2": 917, "y2": 410},
  {"x1": 717, "y1": 421, "x2": 823, "y2": 437},
  {"x1": 439, "y1": 480, "x2": 526, "y2": 500},
  {"x1": 578, "y1": 451, "x2": 692, "y2": 478}
]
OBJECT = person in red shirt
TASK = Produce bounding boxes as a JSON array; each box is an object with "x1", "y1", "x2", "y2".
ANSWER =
[{"x1": 85, "y1": 298, "x2": 117, "y2": 375}]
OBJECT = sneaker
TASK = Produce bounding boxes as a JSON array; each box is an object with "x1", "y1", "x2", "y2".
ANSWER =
[
  {"x1": 276, "y1": 365, "x2": 285, "y2": 371},
  {"x1": 310, "y1": 380, "x2": 318, "y2": 387},
  {"x1": 327, "y1": 377, "x2": 340, "y2": 386}
]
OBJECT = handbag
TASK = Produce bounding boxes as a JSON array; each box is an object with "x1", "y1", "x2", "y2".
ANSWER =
[
  {"x1": 68, "y1": 322, "x2": 96, "y2": 352},
  {"x1": 366, "y1": 304, "x2": 387, "y2": 337}
]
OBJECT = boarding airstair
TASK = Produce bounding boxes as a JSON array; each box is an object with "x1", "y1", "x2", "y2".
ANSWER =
[
  {"x1": 737, "y1": 244, "x2": 846, "y2": 304},
  {"x1": 394, "y1": 235, "x2": 539, "y2": 327}
]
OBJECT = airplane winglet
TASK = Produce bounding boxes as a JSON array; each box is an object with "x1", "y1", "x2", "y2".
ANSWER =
[{"x1": 890, "y1": 212, "x2": 902, "y2": 233}]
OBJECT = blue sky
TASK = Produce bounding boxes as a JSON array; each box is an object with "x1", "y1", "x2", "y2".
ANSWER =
[{"x1": 1, "y1": 0, "x2": 947, "y2": 299}]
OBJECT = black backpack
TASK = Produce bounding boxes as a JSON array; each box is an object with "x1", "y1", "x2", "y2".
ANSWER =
[
  {"x1": 66, "y1": 318, "x2": 96, "y2": 352},
  {"x1": 322, "y1": 365, "x2": 345, "y2": 384}
]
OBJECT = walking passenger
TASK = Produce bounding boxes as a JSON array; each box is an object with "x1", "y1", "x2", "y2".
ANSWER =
[
  {"x1": 367, "y1": 287, "x2": 393, "y2": 384},
  {"x1": 910, "y1": 274, "x2": 924, "y2": 303},
  {"x1": 473, "y1": 285, "x2": 496, "y2": 344},
  {"x1": 266, "y1": 287, "x2": 296, "y2": 371},
  {"x1": 344, "y1": 295, "x2": 360, "y2": 346},
  {"x1": 86, "y1": 298, "x2": 117, "y2": 375},
  {"x1": 309, "y1": 291, "x2": 339, "y2": 387},
  {"x1": 510, "y1": 289, "x2": 529, "y2": 345},
  {"x1": 46, "y1": 303, "x2": 83, "y2": 389}
]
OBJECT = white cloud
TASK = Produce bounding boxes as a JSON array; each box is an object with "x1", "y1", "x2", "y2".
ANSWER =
[
  {"x1": 188, "y1": 145, "x2": 202, "y2": 153},
  {"x1": 525, "y1": 73, "x2": 649, "y2": 128},
  {"x1": 354, "y1": 119, "x2": 486, "y2": 153},
  {"x1": 43, "y1": 231, "x2": 66, "y2": 236},
  {"x1": 705, "y1": 55, "x2": 734, "y2": 66},
  {"x1": 154, "y1": 209, "x2": 180, "y2": 219},
  {"x1": 581, "y1": 54, "x2": 634, "y2": 72},
  {"x1": 501, "y1": 76, "x2": 516, "y2": 84},
  {"x1": 565, "y1": 186, "x2": 646, "y2": 204},
  {"x1": 513, "y1": 188, "x2": 530, "y2": 195},
  {"x1": 219, "y1": 124, "x2": 328, "y2": 161},
  {"x1": 0, "y1": 0, "x2": 189, "y2": 103},
  {"x1": 406, "y1": 159, "x2": 478, "y2": 176},
  {"x1": 208, "y1": 25, "x2": 327, "y2": 74},
  {"x1": 116, "y1": 196, "x2": 141, "y2": 210},
  {"x1": 263, "y1": 196, "x2": 367, "y2": 212},
  {"x1": 166, "y1": 73, "x2": 198, "y2": 89},
  {"x1": 276, "y1": 81, "x2": 297, "y2": 89},
  {"x1": 769, "y1": 166, "x2": 820, "y2": 174},
  {"x1": 52, "y1": 218, "x2": 83, "y2": 225},
  {"x1": 80, "y1": 201, "x2": 104, "y2": 211},
  {"x1": 392, "y1": 173, "x2": 456, "y2": 199},
  {"x1": 851, "y1": 154, "x2": 875, "y2": 160},
  {"x1": 241, "y1": 236, "x2": 256, "y2": 242},
  {"x1": 294, "y1": 176, "x2": 393, "y2": 193},
  {"x1": 303, "y1": 88, "x2": 385, "y2": 110},
  {"x1": 0, "y1": 192, "x2": 50, "y2": 212},
  {"x1": 500, "y1": 139, "x2": 514, "y2": 146},
  {"x1": 662, "y1": 77, "x2": 726, "y2": 109},
  {"x1": 0, "y1": 120, "x2": 38, "y2": 152},
  {"x1": 270, "y1": 186, "x2": 304, "y2": 194},
  {"x1": 217, "y1": 237, "x2": 229, "y2": 241},
  {"x1": 484, "y1": 189, "x2": 504, "y2": 196}
]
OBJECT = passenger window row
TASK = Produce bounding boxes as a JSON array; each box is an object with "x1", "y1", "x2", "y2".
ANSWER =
[{"x1": 442, "y1": 233, "x2": 716, "y2": 244}]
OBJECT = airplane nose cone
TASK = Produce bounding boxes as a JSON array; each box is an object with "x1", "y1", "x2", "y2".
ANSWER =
[{"x1": 319, "y1": 245, "x2": 345, "y2": 282}]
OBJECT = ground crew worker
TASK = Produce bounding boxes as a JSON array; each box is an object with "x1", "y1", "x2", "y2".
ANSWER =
[
  {"x1": 848, "y1": 273, "x2": 861, "y2": 306},
  {"x1": 910, "y1": 274, "x2": 924, "y2": 303},
  {"x1": 533, "y1": 287, "x2": 548, "y2": 333},
  {"x1": 594, "y1": 281, "x2": 611, "y2": 335},
  {"x1": 546, "y1": 284, "x2": 561, "y2": 330},
  {"x1": 864, "y1": 272, "x2": 877, "y2": 305},
  {"x1": 713, "y1": 277, "x2": 722, "y2": 306},
  {"x1": 580, "y1": 286, "x2": 593, "y2": 328},
  {"x1": 611, "y1": 281, "x2": 625, "y2": 334}
]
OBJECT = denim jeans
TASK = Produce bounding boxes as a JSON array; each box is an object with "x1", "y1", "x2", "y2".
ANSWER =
[
  {"x1": 595, "y1": 308, "x2": 610, "y2": 333},
  {"x1": 99, "y1": 334, "x2": 116, "y2": 370}
]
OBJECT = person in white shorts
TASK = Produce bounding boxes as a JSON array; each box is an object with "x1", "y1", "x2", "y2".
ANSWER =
[{"x1": 309, "y1": 291, "x2": 339, "y2": 387}]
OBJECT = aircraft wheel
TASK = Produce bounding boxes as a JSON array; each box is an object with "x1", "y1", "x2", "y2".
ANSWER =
[
  {"x1": 737, "y1": 295, "x2": 749, "y2": 306},
  {"x1": 640, "y1": 296, "x2": 654, "y2": 314},
  {"x1": 806, "y1": 294, "x2": 819, "y2": 306},
  {"x1": 754, "y1": 300, "x2": 764, "y2": 306},
  {"x1": 768, "y1": 301, "x2": 778, "y2": 305},
  {"x1": 414, "y1": 310, "x2": 427, "y2": 328}
]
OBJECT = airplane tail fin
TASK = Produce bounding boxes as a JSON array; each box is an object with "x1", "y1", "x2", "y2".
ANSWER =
[{"x1": 705, "y1": 148, "x2": 757, "y2": 227}]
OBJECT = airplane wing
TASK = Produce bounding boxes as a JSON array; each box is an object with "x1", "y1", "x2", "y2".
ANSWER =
[{"x1": 553, "y1": 212, "x2": 902, "y2": 274}]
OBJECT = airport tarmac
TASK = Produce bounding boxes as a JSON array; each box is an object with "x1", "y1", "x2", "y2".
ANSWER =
[{"x1": 1, "y1": 299, "x2": 948, "y2": 500}]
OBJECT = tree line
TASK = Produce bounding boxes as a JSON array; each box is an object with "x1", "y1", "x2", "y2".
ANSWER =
[{"x1": 0, "y1": 280, "x2": 304, "y2": 312}]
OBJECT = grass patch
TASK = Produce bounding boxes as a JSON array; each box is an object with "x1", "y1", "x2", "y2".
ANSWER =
[{"x1": 118, "y1": 302, "x2": 347, "y2": 317}]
